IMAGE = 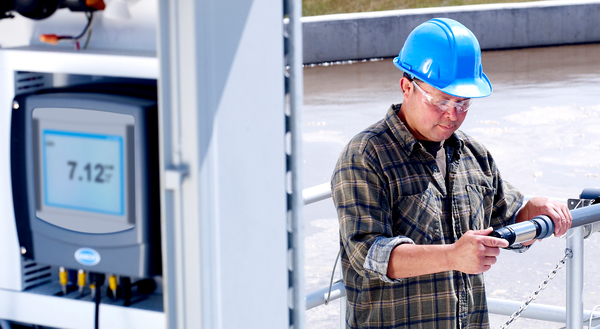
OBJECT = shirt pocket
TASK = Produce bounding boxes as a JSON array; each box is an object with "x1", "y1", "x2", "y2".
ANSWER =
[
  {"x1": 466, "y1": 184, "x2": 496, "y2": 230},
  {"x1": 393, "y1": 185, "x2": 443, "y2": 244}
]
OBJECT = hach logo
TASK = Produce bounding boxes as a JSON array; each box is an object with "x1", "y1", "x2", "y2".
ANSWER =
[{"x1": 74, "y1": 248, "x2": 101, "y2": 266}]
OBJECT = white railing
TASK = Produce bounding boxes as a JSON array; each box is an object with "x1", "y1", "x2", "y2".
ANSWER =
[
  {"x1": 303, "y1": 184, "x2": 600, "y2": 328},
  {"x1": 305, "y1": 280, "x2": 345, "y2": 310},
  {"x1": 302, "y1": 182, "x2": 331, "y2": 205}
]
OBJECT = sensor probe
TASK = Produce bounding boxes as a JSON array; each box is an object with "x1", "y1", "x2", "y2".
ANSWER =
[{"x1": 490, "y1": 203, "x2": 600, "y2": 247}]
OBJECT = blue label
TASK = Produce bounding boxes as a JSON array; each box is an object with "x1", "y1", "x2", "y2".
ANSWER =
[{"x1": 74, "y1": 248, "x2": 101, "y2": 266}]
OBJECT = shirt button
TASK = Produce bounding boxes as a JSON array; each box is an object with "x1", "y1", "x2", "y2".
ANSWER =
[
  {"x1": 432, "y1": 165, "x2": 438, "y2": 172},
  {"x1": 462, "y1": 291, "x2": 466, "y2": 297}
]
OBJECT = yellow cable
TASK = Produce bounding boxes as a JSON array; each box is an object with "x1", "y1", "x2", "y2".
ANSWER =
[
  {"x1": 108, "y1": 274, "x2": 117, "y2": 291},
  {"x1": 59, "y1": 267, "x2": 68, "y2": 286},
  {"x1": 77, "y1": 269, "x2": 86, "y2": 295},
  {"x1": 59, "y1": 267, "x2": 68, "y2": 295},
  {"x1": 108, "y1": 274, "x2": 118, "y2": 298},
  {"x1": 77, "y1": 269, "x2": 86, "y2": 287}
]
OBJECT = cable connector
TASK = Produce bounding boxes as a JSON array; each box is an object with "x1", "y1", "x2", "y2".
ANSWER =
[
  {"x1": 108, "y1": 274, "x2": 118, "y2": 300},
  {"x1": 59, "y1": 267, "x2": 69, "y2": 295},
  {"x1": 86, "y1": 0, "x2": 106, "y2": 11},
  {"x1": 40, "y1": 34, "x2": 60, "y2": 45},
  {"x1": 77, "y1": 269, "x2": 87, "y2": 296}
]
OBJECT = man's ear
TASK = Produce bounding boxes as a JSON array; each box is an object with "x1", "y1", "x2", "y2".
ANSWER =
[{"x1": 400, "y1": 77, "x2": 413, "y2": 98}]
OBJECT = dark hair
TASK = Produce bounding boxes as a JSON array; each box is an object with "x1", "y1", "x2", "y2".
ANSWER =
[{"x1": 403, "y1": 72, "x2": 423, "y2": 84}]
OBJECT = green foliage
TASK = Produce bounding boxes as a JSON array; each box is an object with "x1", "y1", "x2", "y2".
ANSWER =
[{"x1": 303, "y1": 0, "x2": 541, "y2": 17}]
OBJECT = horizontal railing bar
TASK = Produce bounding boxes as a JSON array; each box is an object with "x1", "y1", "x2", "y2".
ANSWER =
[
  {"x1": 305, "y1": 280, "x2": 346, "y2": 310},
  {"x1": 571, "y1": 204, "x2": 600, "y2": 228},
  {"x1": 488, "y1": 298, "x2": 600, "y2": 324},
  {"x1": 303, "y1": 182, "x2": 331, "y2": 205}
]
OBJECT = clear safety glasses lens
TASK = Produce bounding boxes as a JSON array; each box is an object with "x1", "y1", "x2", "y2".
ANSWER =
[{"x1": 412, "y1": 81, "x2": 472, "y2": 113}]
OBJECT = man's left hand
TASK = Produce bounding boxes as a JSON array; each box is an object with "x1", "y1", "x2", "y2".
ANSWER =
[{"x1": 517, "y1": 197, "x2": 573, "y2": 237}]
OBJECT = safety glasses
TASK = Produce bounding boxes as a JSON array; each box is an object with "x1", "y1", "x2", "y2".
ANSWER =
[{"x1": 412, "y1": 81, "x2": 473, "y2": 113}]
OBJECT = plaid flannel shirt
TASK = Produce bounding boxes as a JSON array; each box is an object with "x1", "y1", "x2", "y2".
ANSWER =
[{"x1": 331, "y1": 105, "x2": 524, "y2": 329}]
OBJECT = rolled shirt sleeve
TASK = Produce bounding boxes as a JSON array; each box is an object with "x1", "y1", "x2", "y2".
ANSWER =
[{"x1": 364, "y1": 236, "x2": 414, "y2": 283}]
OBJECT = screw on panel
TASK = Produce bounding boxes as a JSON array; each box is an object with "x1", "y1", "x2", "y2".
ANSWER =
[
  {"x1": 20, "y1": 246, "x2": 26, "y2": 254},
  {"x1": 12, "y1": 100, "x2": 19, "y2": 110}
]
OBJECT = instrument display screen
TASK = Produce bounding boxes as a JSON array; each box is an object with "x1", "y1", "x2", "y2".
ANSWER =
[{"x1": 42, "y1": 130, "x2": 124, "y2": 215}]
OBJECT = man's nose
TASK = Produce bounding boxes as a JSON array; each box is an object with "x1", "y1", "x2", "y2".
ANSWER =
[{"x1": 444, "y1": 106, "x2": 459, "y2": 120}]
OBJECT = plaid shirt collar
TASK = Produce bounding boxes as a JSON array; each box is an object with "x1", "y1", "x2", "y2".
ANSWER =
[{"x1": 386, "y1": 104, "x2": 463, "y2": 157}]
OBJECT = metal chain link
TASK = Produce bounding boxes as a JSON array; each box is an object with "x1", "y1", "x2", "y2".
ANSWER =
[{"x1": 499, "y1": 248, "x2": 573, "y2": 329}]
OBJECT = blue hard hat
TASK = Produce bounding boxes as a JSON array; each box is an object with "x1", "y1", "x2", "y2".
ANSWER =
[{"x1": 393, "y1": 18, "x2": 492, "y2": 98}]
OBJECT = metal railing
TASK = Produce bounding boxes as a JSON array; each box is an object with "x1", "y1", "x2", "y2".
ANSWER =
[{"x1": 303, "y1": 184, "x2": 600, "y2": 328}]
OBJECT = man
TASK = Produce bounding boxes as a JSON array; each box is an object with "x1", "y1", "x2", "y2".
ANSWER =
[{"x1": 331, "y1": 18, "x2": 572, "y2": 328}]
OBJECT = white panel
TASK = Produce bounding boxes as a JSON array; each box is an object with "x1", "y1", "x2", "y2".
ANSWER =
[
  {"x1": 216, "y1": 0, "x2": 288, "y2": 327},
  {"x1": 0, "y1": 50, "x2": 22, "y2": 291},
  {"x1": 156, "y1": 0, "x2": 288, "y2": 328},
  {"x1": 0, "y1": 47, "x2": 157, "y2": 78}
]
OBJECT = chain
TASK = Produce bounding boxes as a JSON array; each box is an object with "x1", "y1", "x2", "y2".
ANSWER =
[{"x1": 499, "y1": 248, "x2": 573, "y2": 329}]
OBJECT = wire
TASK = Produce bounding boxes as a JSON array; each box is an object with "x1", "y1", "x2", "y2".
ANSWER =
[
  {"x1": 83, "y1": 27, "x2": 93, "y2": 50},
  {"x1": 73, "y1": 12, "x2": 94, "y2": 41},
  {"x1": 39, "y1": 12, "x2": 95, "y2": 50},
  {"x1": 325, "y1": 248, "x2": 341, "y2": 306},
  {"x1": 94, "y1": 282, "x2": 100, "y2": 329},
  {"x1": 90, "y1": 273, "x2": 105, "y2": 329}
]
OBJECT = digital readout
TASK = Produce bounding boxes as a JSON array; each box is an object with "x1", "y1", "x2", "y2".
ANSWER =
[{"x1": 42, "y1": 130, "x2": 124, "y2": 215}]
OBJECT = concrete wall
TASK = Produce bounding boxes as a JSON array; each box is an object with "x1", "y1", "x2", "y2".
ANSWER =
[{"x1": 302, "y1": 0, "x2": 600, "y2": 64}]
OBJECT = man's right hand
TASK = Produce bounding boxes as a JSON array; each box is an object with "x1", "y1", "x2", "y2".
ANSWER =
[
  {"x1": 387, "y1": 227, "x2": 509, "y2": 279},
  {"x1": 449, "y1": 228, "x2": 509, "y2": 274}
]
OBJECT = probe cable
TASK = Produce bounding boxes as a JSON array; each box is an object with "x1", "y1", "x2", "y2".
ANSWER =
[
  {"x1": 95, "y1": 281, "x2": 101, "y2": 329},
  {"x1": 589, "y1": 305, "x2": 600, "y2": 329},
  {"x1": 89, "y1": 273, "x2": 105, "y2": 329},
  {"x1": 325, "y1": 248, "x2": 342, "y2": 305}
]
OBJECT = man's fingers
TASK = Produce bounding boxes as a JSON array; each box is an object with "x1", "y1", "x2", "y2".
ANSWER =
[
  {"x1": 481, "y1": 235, "x2": 509, "y2": 248},
  {"x1": 469, "y1": 227, "x2": 494, "y2": 236},
  {"x1": 484, "y1": 255, "x2": 498, "y2": 266},
  {"x1": 522, "y1": 197, "x2": 574, "y2": 238},
  {"x1": 552, "y1": 205, "x2": 573, "y2": 237},
  {"x1": 463, "y1": 228, "x2": 509, "y2": 248}
]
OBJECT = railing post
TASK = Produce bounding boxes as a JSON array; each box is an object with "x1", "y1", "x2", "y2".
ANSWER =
[
  {"x1": 566, "y1": 226, "x2": 584, "y2": 329},
  {"x1": 284, "y1": 0, "x2": 306, "y2": 328}
]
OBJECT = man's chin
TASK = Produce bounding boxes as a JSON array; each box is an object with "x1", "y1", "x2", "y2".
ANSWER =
[{"x1": 433, "y1": 127, "x2": 457, "y2": 141}]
